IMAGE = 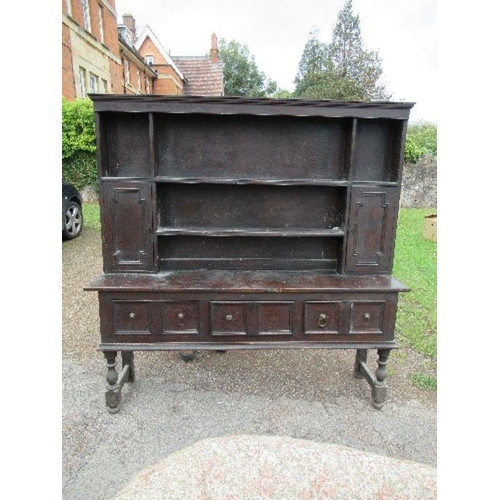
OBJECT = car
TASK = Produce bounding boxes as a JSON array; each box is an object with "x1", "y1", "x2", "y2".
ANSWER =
[{"x1": 62, "y1": 180, "x2": 84, "y2": 240}]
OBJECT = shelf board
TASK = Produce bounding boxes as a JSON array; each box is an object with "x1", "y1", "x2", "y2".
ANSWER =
[
  {"x1": 154, "y1": 176, "x2": 349, "y2": 186},
  {"x1": 156, "y1": 227, "x2": 345, "y2": 237}
]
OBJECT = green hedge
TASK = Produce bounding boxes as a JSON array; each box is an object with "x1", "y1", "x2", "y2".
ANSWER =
[
  {"x1": 404, "y1": 121, "x2": 437, "y2": 163},
  {"x1": 62, "y1": 97, "x2": 98, "y2": 191}
]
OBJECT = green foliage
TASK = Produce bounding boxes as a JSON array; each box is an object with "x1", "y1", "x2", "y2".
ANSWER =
[
  {"x1": 407, "y1": 121, "x2": 437, "y2": 158},
  {"x1": 271, "y1": 88, "x2": 294, "y2": 99},
  {"x1": 404, "y1": 136, "x2": 425, "y2": 163},
  {"x1": 62, "y1": 97, "x2": 98, "y2": 190},
  {"x1": 294, "y1": 1, "x2": 391, "y2": 100},
  {"x1": 62, "y1": 150, "x2": 98, "y2": 191},
  {"x1": 219, "y1": 39, "x2": 277, "y2": 97},
  {"x1": 62, "y1": 97, "x2": 96, "y2": 159},
  {"x1": 393, "y1": 208, "x2": 437, "y2": 360}
]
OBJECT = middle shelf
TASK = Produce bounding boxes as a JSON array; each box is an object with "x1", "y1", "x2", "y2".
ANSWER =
[
  {"x1": 156, "y1": 227, "x2": 345, "y2": 237},
  {"x1": 156, "y1": 183, "x2": 347, "y2": 233}
]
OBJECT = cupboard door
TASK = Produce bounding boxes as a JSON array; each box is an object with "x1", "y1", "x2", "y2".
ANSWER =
[
  {"x1": 101, "y1": 181, "x2": 154, "y2": 272},
  {"x1": 344, "y1": 186, "x2": 399, "y2": 274}
]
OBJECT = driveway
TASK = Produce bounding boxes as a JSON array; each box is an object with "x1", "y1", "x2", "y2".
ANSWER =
[{"x1": 62, "y1": 227, "x2": 437, "y2": 500}]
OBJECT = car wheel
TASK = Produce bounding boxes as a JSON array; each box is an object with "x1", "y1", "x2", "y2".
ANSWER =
[{"x1": 63, "y1": 201, "x2": 83, "y2": 240}]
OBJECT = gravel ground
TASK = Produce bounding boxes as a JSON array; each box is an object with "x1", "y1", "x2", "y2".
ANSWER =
[{"x1": 62, "y1": 228, "x2": 437, "y2": 500}]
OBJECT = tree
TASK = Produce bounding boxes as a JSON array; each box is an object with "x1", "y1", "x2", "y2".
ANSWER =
[
  {"x1": 219, "y1": 39, "x2": 277, "y2": 97},
  {"x1": 294, "y1": 29, "x2": 331, "y2": 99},
  {"x1": 294, "y1": 0, "x2": 391, "y2": 101}
]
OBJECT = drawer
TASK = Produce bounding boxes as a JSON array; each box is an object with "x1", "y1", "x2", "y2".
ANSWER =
[
  {"x1": 349, "y1": 301, "x2": 385, "y2": 334},
  {"x1": 210, "y1": 302, "x2": 248, "y2": 336},
  {"x1": 304, "y1": 301, "x2": 341, "y2": 334},
  {"x1": 257, "y1": 302, "x2": 293, "y2": 335},
  {"x1": 113, "y1": 301, "x2": 152, "y2": 335},
  {"x1": 210, "y1": 301, "x2": 294, "y2": 336},
  {"x1": 161, "y1": 301, "x2": 200, "y2": 334}
]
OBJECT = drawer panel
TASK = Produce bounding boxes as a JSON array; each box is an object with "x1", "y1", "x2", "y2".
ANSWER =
[
  {"x1": 210, "y1": 302, "x2": 248, "y2": 336},
  {"x1": 304, "y1": 301, "x2": 341, "y2": 334},
  {"x1": 257, "y1": 302, "x2": 293, "y2": 335},
  {"x1": 113, "y1": 301, "x2": 152, "y2": 335},
  {"x1": 161, "y1": 301, "x2": 200, "y2": 334},
  {"x1": 349, "y1": 301, "x2": 385, "y2": 334}
]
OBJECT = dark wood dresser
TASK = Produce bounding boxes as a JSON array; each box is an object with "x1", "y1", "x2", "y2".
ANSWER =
[{"x1": 85, "y1": 95, "x2": 414, "y2": 413}]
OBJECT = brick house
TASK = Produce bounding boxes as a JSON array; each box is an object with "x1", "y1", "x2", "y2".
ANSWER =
[
  {"x1": 134, "y1": 25, "x2": 185, "y2": 95},
  {"x1": 62, "y1": 0, "x2": 122, "y2": 98},
  {"x1": 135, "y1": 27, "x2": 224, "y2": 96},
  {"x1": 62, "y1": 3, "x2": 223, "y2": 98},
  {"x1": 171, "y1": 34, "x2": 224, "y2": 96},
  {"x1": 118, "y1": 16, "x2": 157, "y2": 95}
]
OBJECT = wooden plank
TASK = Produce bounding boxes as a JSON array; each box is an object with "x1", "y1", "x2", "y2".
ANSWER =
[
  {"x1": 84, "y1": 271, "x2": 410, "y2": 293},
  {"x1": 97, "y1": 341, "x2": 398, "y2": 351}
]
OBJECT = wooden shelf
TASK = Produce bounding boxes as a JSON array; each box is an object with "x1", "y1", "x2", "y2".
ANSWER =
[
  {"x1": 154, "y1": 176, "x2": 349, "y2": 186},
  {"x1": 156, "y1": 227, "x2": 345, "y2": 237}
]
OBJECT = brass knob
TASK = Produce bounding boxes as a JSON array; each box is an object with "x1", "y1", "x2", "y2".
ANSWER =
[
  {"x1": 225, "y1": 314, "x2": 233, "y2": 321},
  {"x1": 129, "y1": 312, "x2": 136, "y2": 319},
  {"x1": 363, "y1": 313, "x2": 371, "y2": 320},
  {"x1": 317, "y1": 313, "x2": 328, "y2": 328}
]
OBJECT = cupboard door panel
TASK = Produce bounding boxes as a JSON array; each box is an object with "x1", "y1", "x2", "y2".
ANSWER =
[
  {"x1": 344, "y1": 186, "x2": 399, "y2": 274},
  {"x1": 101, "y1": 181, "x2": 154, "y2": 272}
]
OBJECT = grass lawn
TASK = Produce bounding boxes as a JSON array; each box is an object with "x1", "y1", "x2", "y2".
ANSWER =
[
  {"x1": 393, "y1": 208, "x2": 437, "y2": 390},
  {"x1": 83, "y1": 203, "x2": 101, "y2": 231},
  {"x1": 82, "y1": 203, "x2": 438, "y2": 390}
]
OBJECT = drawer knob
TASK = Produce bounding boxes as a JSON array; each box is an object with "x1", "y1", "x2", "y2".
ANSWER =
[
  {"x1": 317, "y1": 313, "x2": 328, "y2": 328},
  {"x1": 177, "y1": 312, "x2": 185, "y2": 319},
  {"x1": 225, "y1": 314, "x2": 233, "y2": 321},
  {"x1": 129, "y1": 312, "x2": 136, "y2": 319},
  {"x1": 363, "y1": 313, "x2": 371, "y2": 320}
]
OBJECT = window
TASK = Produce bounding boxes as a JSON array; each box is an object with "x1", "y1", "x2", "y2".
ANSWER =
[
  {"x1": 146, "y1": 77, "x2": 150, "y2": 94},
  {"x1": 145, "y1": 55, "x2": 154, "y2": 65},
  {"x1": 89, "y1": 73, "x2": 98, "y2": 93},
  {"x1": 78, "y1": 67, "x2": 87, "y2": 98},
  {"x1": 102, "y1": 79, "x2": 108, "y2": 93},
  {"x1": 124, "y1": 60, "x2": 130, "y2": 85},
  {"x1": 137, "y1": 69, "x2": 141, "y2": 92},
  {"x1": 66, "y1": 0, "x2": 72, "y2": 16},
  {"x1": 98, "y1": 6, "x2": 104, "y2": 43},
  {"x1": 81, "y1": 0, "x2": 91, "y2": 32}
]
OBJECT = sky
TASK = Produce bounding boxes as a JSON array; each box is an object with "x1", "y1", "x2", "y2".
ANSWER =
[{"x1": 115, "y1": 0, "x2": 437, "y2": 123}]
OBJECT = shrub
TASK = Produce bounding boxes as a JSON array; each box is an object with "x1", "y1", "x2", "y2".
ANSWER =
[
  {"x1": 404, "y1": 121, "x2": 437, "y2": 163},
  {"x1": 62, "y1": 97, "x2": 97, "y2": 190}
]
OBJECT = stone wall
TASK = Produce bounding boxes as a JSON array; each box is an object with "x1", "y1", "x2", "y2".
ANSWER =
[{"x1": 401, "y1": 155, "x2": 437, "y2": 208}]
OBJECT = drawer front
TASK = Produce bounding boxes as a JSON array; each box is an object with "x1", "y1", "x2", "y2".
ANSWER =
[
  {"x1": 161, "y1": 301, "x2": 200, "y2": 334},
  {"x1": 304, "y1": 301, "x2": 342, "y2": 334},
  {"x1": 210, "y1": 302, "x2": 248, "y2": 336},
  {"x1": 257, "y1": 302, "x2": 293, "y2": 335},
  {"x1": 113, "y1": 301, "x2": 152, "y2": 335},
  {"x1": 349, "y1": 301, "x2": 385, "y2": 334},
  {"x1": 100, "y1": 293, "x2": 396, "y2": 343},
  {"x1": 210, "y1": 301, "x2": 294, "y2": 336}
]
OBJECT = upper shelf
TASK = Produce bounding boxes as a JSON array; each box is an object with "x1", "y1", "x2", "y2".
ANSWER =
[{"x1": 97, "y1": 110, "x2": 407, "y2": 184}]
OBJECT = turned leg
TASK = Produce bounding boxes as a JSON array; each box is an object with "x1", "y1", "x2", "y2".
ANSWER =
[
  {"x1": 104, "y1": 350, "x2": 135, "y2": 413},
  {"x1": 353, "y1": 349, "x2": 368, "y2": 378},
  {"x1": 104, "y1": 351, "x2": 121, "y2": 414},
  {"x1": 371, "y1": 349, "x2": 390, "y2": 410}
]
